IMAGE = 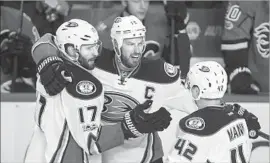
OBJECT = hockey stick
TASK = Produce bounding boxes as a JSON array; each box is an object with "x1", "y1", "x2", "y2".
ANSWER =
[
  {"x1": 258, "y1": 131, "x2": 270, "y2": 141},
  {"x1": 170, "y1": 17, "x2": 176, "y2": 64},
  {"x1": 18, "y1": 0, "x2": 24, "y2": 35},
  {"x1": 11, "y1": 0, "x2": 24, "y2": 92},
  {"x1": 164, "y1": 0, "x2": 176, "y2": 64}
]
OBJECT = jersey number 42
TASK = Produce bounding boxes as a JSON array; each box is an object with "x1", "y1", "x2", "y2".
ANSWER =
[{"x1": 175, "y1": 138, "x2": 198, "y2": 161}]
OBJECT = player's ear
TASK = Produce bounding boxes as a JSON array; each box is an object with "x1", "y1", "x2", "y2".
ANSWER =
[
  {"x1": 191, "y1": 85, "x2": 200, "y2": 100},
  {"x1": 121, "y1": 0, "x2": 127, "y2": 7},
  {"x1": 66, "y1": 45, "x2": 78, "y2": 59}
]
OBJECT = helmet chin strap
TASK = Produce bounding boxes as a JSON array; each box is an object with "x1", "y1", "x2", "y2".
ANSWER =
[
  {"x1": 63, "y1": 51, "x2": 79, "y2": 64},
  {"x1": 114, "y1": 53, "x2": 141, "y2": 86},
  {"x1": 114, "y1": 55, "x2": 135, "y2": 73}
]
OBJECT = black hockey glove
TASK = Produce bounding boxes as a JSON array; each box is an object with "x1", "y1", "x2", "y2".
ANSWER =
[
  {"x1": 229, "y1": 67, "x2": 261, "y2": 94},
  {"x1": 225, "y1": 104, "x2": 261, "y2": 139},
  {"x1": 164, "y1": 1, "x2": 189, "y2": 33},
  {"x1": 121, "y1": 100, "x2": 172, "y2": 139},
  {"x1": 37, "y1": 56, "x2": 72, "y2": 96}
]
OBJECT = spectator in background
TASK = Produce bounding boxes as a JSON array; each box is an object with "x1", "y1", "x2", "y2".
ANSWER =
[
  {"x1": 183, "y1": 1, "x2": 227, "y2": 67},
  {"x1": 0, "y1": 0, "x2": 70, "y2": 92},
  {"x1": 221, "y1": 1, "x2": 269, "y2": 94},
  {"x1": 1, "y1": 5, "x2": 38, "y2": 92},
  {"x1": 1, "y1": 0, "x2": 70, "y2": 35},
  {"x1": 96, "y1": 0, "x2": 192, "y2": 80}
]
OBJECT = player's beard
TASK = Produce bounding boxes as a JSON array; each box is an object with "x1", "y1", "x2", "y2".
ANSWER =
[
  {"x1": 79, "y1": 57, "x2": 96, "y2": 70},
  {"x1": 121, "y1": 52, "x2": 142, "y2": 68}
]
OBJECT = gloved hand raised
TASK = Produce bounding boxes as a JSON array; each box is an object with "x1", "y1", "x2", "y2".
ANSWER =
[
  {"x1": 37, "y1": 56, "x2": 72, "y2": 96},
  {"x1": 164, "y1": 1, "x2": 189, "y2": 32},
  {"x1": 225, "y1": 103, "x2": 261, "y2": 139},
  {"x1": 121, "y1": 100, "x2": 172, "y2": 139}
]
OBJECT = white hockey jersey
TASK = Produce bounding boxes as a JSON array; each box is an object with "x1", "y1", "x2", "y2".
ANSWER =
[
  {"x1": 92, "y1": 48, "x2": 197, "y2": 163},
  {"x1": 30, "y1": 34, "x2": 197, "y2": 163},
  {"x1": 35, "y1": 60, "x2": 104, "y2": 163},
  {"x1": 167, "y1": 106, "x2": 252, "y2": 163}
]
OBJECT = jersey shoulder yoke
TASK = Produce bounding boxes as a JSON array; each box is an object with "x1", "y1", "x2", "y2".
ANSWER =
[
  {"x1": 134, "y1": 59, "x2": 180, "y2": 83},
  {"x1": 179, "y1": 106, "x2": 238, "y2": 136},
  {"x1": 64, "y1": 60, "x2": 103, "y2": 100}
]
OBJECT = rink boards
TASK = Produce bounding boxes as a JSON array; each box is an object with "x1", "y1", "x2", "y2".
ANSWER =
[{"x1": 1, "y1": 94, "x2": 269, "y2": 163}]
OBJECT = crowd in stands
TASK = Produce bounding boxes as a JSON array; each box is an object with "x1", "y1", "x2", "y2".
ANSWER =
[{"x1": 1, "y1": 1, "x2": 269, "y2": 94}]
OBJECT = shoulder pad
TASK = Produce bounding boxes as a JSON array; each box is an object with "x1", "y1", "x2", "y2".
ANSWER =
[
  {"x1": 35, "y1": 33, "x2": 55, "y2": 44},
  {"x1": 179, "y1": 106, "x2": 237, "y2": 136},
  {"x1": 31, "y1": 33, "x2": 58, "y2": 63},
  {"x1": 134, "y1": 59, "x2": 180, "y2": 83},
  {"x1": 31, "y1": 33, "x2": 57, "y2": 54},
  {"x1": 64, "y1": 60, "x2": 103, "y2": 100}
]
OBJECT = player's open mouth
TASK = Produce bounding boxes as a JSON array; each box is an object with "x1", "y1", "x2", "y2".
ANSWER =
[
  {"x1": 131, "y1": 54, "x2": 141, "y2": 59},
  {"x1": 88, "y1": 57, "x2": 97, "y2": 62},
  {"x1": 138, "y1": 11, "x2": 145, "y2": 16}
]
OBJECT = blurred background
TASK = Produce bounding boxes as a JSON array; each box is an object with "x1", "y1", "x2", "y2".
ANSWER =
[
  {"x1": 1, "y1": 0, "x2": 269, "y2": 94},
  {"x1": 0, "y1": 0, "x2": 269, "y2": 163}
]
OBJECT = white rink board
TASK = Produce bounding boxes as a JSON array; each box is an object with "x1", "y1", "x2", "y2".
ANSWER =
[{"x1": 1, "y1": 102, "x2": 269, "y2": 163}]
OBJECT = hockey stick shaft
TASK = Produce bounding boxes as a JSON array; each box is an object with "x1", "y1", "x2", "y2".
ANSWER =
[
  {"x1": 258, "y1": 131, "x2": 270, "y2": 141},
  {"x1": 11, "y1": 0, "x2": 24, "y2": 92},
  {"x1": 18, "y1": 0, "x2": 24, "y2": 34},
  {"x1": 170, "y1": 17, "x2": 175, "y2": 64}
]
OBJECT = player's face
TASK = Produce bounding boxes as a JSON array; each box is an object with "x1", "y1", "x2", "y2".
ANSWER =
[
  {"x1": 126, "y1": 0, "x2": 149, "y2": 21},
  {"x1": 121, "y1": 37, "x2": 145, "y2": 68},
  {"x1": 79, "y1": 43, "x2": 101, "y2": 70}
]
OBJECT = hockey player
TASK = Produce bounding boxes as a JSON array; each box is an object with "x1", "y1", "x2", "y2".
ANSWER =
[
  {"x1": 95, "y1": 0, "x2": 192, "y2": 79},
  {"x1": 221, "y1": 1, "x2": 269, "y2": 94},
  {"x1": 31, "y1": 15, "x2": 196, "y2": 163},
  {"x1": 167, "y1": 61, "x2": 261, "y2": 163},
  {"x1": 25, "y1": 19, "x2": 172, "y2": 163}
]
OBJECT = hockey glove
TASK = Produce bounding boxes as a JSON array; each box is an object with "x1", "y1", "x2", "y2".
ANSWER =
[
  {"x1": 164, "y1": 1, "x2": 189, "y2": 33},
  {"x1": 227, "y1": 104, "x2": 261, "y2": 139},
  {"x1": 229, "y1": 67, "x2": 261, "y2": 94},
  {"x1": 144, "y1": 107, "x2": 172, "y2": 132},
  {"x1": 121, "y1": 100, "x2": 172, "y2": 139},
  {"x1": 37, "y1": 56, "x2": 72, "y2": 96}
]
